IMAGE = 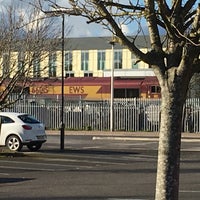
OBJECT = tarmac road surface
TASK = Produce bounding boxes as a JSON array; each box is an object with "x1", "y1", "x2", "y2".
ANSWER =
[{"x1": 0, "y1": 132, "x2": 200, "y2": 200}]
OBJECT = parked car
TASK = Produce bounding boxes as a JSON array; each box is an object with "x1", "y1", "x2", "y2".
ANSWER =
[{"x1": 0, "y1": 112, "x2": 47, "y2": 151}]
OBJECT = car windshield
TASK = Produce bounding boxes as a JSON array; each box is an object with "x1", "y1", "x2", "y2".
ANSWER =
[{"x1": 18, "y1": 114, "x2": 40, "y2": 124}]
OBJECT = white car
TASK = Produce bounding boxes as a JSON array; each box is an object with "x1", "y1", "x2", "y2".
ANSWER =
[{"x1": 0, "y1": 112, "x2": 47, "y2": 151}]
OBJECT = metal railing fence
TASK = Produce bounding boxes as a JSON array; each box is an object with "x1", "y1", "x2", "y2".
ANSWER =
[{"x1": 4, "y1": 98, "x2": 200, "y2": 132}]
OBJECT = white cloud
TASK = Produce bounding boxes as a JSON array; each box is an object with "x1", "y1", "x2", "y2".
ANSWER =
[
  {"x1": 120, "y1": 24, "x2": 131, "y2": 35},
  {"x1": 67, "y1": 16, "x2": 111, "y2": 38},
  {"x1": 0, "y1": 0, "x2": 146, "y2": 38}
]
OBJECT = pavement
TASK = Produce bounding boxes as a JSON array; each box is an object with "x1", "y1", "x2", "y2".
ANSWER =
[
  {"x1": 1, "y1": 130, "x2": 200, "y2": 156},
  {"x1": 46, "y1": 130, "x2": 200, "y2": 139}
]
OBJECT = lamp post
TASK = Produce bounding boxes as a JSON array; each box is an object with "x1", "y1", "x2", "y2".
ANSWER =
[
  {"x1": 109, "y1": 38, "x2": 115, "y2": 132},
  {"x1": 46, "y1": 12, "x2": 65, "y2": 150},
  {"x1": 44, "y1": 9, "x2": 79, "y2": 151},
  {"x1": 60, "y1": 13, "x2": 65, "y2": 151}
]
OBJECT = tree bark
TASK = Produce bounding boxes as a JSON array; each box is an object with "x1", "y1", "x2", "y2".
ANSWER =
[{"x1": 155, "y1": 80, "x2": 187, "y2": 200}]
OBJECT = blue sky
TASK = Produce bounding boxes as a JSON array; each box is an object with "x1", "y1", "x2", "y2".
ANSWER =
[
  {"x1": 4, "y1": 0, "x2": 194, "y2": 38},
  {"x1": 41, "y1": 0, "x2": 198, "y2": 37},
  {"x1": 0, "y1": 0, "x2": 149, "y2": 38},
  {"x1": 53, "y1": 0, "x2": 148, "y2": 37}
]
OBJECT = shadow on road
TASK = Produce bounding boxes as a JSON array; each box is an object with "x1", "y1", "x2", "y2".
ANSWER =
[
  {"x1": 39, "y1": 148, "x2": 140, "y2": 156},
  {"x1": 0, "y1": 177, "x2": 34, "y2": 184}
]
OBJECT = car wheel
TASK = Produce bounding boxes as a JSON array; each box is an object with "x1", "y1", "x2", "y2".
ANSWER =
[
  {"x1": 6, "y1": 135, "x2": 23, "y2": 151},
  {"x1": 27, "y1": 143, "x2": 42, "y2": 151}
]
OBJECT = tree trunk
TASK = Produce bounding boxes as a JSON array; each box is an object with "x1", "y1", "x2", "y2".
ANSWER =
[{"x1": 155, "y1": 82, "x2": 187, "y2": 200}]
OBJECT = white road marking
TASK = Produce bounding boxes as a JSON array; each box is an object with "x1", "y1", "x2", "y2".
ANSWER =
[
  {"x1": 0, "y1": 159, "x2": 93, "y2": 171},
  {"x1": 92, "y1": 136, "x2": 159, "y2": 141},
  {"x1": 0, "y1": 173, "x2": 9, "y2": 176},
  {"x1": 182, "y1": 147, "x2": 200, "y2": 151},
  {"x1": 0, "y1": 165, "x2": 56, "y2": 172},
  {"x1": 180, "y1": 190, "x2": 200, "y2": 193},
  {"x1": 0, "y1": 153, "x2": 133, "y2": 171},
  {"x1": 93, "y1": 136, "x2": 200, "y2": 143},
  {"x1": 107, "y1": 198, "x2": 149, "y2": 200},
  {"x1": 43, "y1": 157, "x2": 127, "y2": 165}
]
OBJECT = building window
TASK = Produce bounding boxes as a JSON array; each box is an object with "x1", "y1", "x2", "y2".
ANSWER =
[
  {"x1": 84, "y1": 72, "x2": 93, "y2": 77},
  {"x1": 81, "y1": 51, "x2": 89, "y2": 71},
  {"x1": 2, "y1": 53, "x2": 10, "y2": 77},
  {"x1": 114, "y1": 50, "x2": 122, "y2": 69},
  {"x1": 151, "y1": 86, "x2": 161, "y2": 93},
  {"x1": 49, "y1": 52, "x2": 57, "y2": 77},
  {"x1": 65, "y1": 51, "x2": 72, "y2": 71},
  {"x1": 114, "y1": 88, "x2": 140, "y2": 98},
  {"x1": 66, "y1": 72, "x2": 74, "y2": 77},
  {"x1": 131, "y1": 53, "x2": 139, "y2": 69},
  {"x1": 33, "y1": 57, "x2": 41, "y2": 78},
  {"x1": 18, "y1": 51, "x2": 25, "y2": 70},
  {"x1": 97, "y1": 51, "x2": 105, "y2": 70}
]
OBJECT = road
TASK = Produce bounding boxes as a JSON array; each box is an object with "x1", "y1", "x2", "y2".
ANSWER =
[{"x1": 0, "y1": 134, "x2": 200, "y2": 200}]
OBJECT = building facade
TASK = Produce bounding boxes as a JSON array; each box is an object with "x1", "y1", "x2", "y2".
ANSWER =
[
  {"x1": 0, "y1": 36, "x2": 155, "y2": 79},
  {"x1": 1, "y1": 36, "x2": 161, "y2": 100},
  {"x1": 36, "y1": 36, "x2": 155, "y2": 79}
]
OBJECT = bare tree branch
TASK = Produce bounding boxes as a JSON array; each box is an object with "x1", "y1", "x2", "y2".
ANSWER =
[
  {"x1": 144, "y1": 0, "x2": 163, "y2": 47},
  {"x1": 183, "y1": 0, "x2": 198, "y2": 15},
  {"x1": 0, "y1": 3, "x2": 60, "y2": 109}
]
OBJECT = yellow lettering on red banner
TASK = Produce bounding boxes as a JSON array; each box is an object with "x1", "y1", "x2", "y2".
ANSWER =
[
  {"x1": 30, "y1": 85, "x2": 110, "y2": 99},
  {"x1": 69, "y1": 86, "x2": 84, "y2": 94}
]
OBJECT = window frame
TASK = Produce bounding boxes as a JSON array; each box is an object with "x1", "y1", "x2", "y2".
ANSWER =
[
  {"x1": 48, "y1": 52, "x2": 57, "y2": 77},
  {"x1": 81, "y1": 51, "x2": 89, "y2": 71},
  {"x1": 114, "y1": 50, "x2": 122, "y2": 69},
  {"x1": 97, "y1": 50, "x2": 106, "y2": 70},
  {"x1": 65, "y1": 51, "x2": 73, "y2": 71}
]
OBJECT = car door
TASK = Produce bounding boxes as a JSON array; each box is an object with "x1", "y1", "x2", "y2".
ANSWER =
[{"x1": 0, "y1": 115, "x2": 16, "y2": 146}]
